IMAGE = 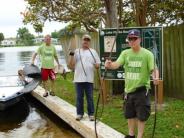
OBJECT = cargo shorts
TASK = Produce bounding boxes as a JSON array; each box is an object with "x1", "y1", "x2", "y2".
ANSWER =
[{"x1": 124, "y1": 86, "x2": 151, "y2": 121}]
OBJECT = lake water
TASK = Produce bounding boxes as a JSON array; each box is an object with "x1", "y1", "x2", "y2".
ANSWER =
[
  {"x1": 0, "y1": 46, "x2": 68, "y2": 76},
  {"x1": 0, "y1": 46, "x2": 81, "y2": 138}
]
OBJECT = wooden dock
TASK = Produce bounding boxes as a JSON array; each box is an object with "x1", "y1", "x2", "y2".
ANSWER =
[{"x1": 31, "y1": 86, "x2": 125, "y2": 138}]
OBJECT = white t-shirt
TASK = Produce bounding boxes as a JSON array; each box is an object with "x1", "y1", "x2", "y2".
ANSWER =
[{"x1": 73, "y1": 48, "x2": 101, "y2": 83}]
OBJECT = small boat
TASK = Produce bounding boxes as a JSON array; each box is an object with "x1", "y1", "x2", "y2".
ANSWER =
[{"x1": 0, "y1": 65, "x2": 41, "y2": 111}]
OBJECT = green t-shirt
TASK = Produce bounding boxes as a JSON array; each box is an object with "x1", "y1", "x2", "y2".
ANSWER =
[
  {"x1": 116, "y1": 48, "x2": 154, "y2": 93},
  {"x1": 37, "y1": 44, "x2": 57, "y2": 69}
]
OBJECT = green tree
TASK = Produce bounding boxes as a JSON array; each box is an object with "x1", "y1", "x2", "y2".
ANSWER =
[
  {"x1": 16, "y1": 27, "x2": 35, "y2": 46},
  {"x1": 22, "y1": 0, "x2": 184, "y2": 30},
  {"x1": 122, "y1": 0, "x2": 184, "y2": 26},
  {"x1": 33, "y1": 23, "x2": 43, "y2": 36},
  {"x1": 51, "y1": 31, "x2": 59, "y2": 38},
  {"x1": 0, "y1": 33, "x2": 4, "y2": 44},
  {"x1": 22, "y1": 0, "x2": 103, "y2": 31}
]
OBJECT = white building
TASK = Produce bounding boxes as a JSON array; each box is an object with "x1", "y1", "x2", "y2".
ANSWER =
[
  {"x1": 33, "y1": 38, "x2": 59, "y2": 45},
  {"x1": 1, "y1": 39, "x2": 16, "y2": 46}
]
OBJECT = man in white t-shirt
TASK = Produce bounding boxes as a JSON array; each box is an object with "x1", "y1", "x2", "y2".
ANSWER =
[{"x1": 68, "y1": 34, "x2": 101, "y2": 121}]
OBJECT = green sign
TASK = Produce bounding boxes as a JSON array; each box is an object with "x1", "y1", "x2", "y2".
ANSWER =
[{"x1": 99, "y1": 27, "x2": 163, "y2": 80}]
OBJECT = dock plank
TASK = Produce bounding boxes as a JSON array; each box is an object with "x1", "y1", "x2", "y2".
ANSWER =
[{"x1": 31, "y1": 86, "x2": 125, "y2": 138}]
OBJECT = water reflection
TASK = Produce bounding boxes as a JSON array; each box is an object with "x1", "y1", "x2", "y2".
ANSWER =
[
  {"x1": 18, "y1": 51, "x2": 33, "y2": 66},
  {"x1": 25, "y1": 95, "x2": 82, "y2": 138},
  {"x1": 0, "y1": 53, "x2": 5, "y2": 72},
  {"x1": 0, "y1": 95, "x2": 82, "y2": 138},
  {"x1": 0, "y1": 47, "x2": 36, "y2": 76}
]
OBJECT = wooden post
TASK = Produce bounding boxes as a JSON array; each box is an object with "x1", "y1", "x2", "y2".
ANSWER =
[
  {"x1": 100, "y1": 79, "x2": 109, "y2": 104},
  {"x1": 158, "y1": 80, "x2": 164, "y2": 104}
]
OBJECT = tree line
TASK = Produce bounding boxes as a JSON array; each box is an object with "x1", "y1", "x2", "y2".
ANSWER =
[
  {"x1": 22, "y1": 0, "x2": 184, "y2": 31},
  {"x1": 0, "y1": 27, "x2": 59, "y2": 46}
]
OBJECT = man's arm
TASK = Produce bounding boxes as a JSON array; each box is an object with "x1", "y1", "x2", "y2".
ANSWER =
[
  {"x1": 94, "y1": 63, "x2": 100, "y2": 69},
  {"x1": 68, "y1": 52, "x2": 75, "y2": 69},
  {"x1": 152, "y1": 68, "x2": 159, "y2": 85},
  {"x1": 105, "y1": 59, "x2": 121, "y2": 70},
  {"x1": 54, "y1": 55, "x2": 60, "y2": 66},
  {"x1": 93, "y1": 50, "x2": 101, "y2": 69},
  {"x1": 31, "y1": 52, "x2": 37, "y2": 65}
]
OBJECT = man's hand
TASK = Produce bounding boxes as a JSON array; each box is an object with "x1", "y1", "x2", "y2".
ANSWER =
[
  {"x1": 31, "y1": 61, "x2": 34, "y2": 65},
  {"x1": 152, "y1": 69, "x2": 159, "y2": 85},
  {"x1": 94, "y1": 63, "x2": 100, "y2": 69},
  {"x1": 105, "y1": 59, "x2": 112, "y2": 69},
  {"x1": 69, "y1": 51, "x2": 75, "y2": 56},
  {"x1": 31, "y1": 52, "x2": 37, "y2": 65},
  {"x1": 153, "y1": 78, "x2": 159, "y2": 85},
  {"x1": 58, "y1": 63, "x2": 61, "y2": 69}
]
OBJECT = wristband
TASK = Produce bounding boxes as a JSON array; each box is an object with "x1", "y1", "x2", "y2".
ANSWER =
[{"x1": 69, "y1": 52, "x2": 74, "y2": 56}]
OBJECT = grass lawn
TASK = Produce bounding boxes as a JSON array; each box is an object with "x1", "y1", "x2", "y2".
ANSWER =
[{"x1": 52, "y1": 73, "x2": 184, "y2": 138}]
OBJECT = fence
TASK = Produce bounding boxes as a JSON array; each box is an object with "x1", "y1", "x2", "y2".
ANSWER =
[{"x1": 163, "y1": 24, "x2": 184, "y2": 99}]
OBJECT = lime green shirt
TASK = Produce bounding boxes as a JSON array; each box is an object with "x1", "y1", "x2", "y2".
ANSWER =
[
  {"x1": 37, "y1": 44, "x2": 57, "y2": 69},
  {"x1": 116, "y1": 48, "x2": 154, "y2": 93}
]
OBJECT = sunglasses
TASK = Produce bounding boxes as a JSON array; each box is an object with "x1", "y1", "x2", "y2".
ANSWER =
[
  {"x1": 128, "y1": 37, "x2": 138, "y2": 42},
  {"x1": 83, "y1": 38, "x2": 90, "y2": 41}
]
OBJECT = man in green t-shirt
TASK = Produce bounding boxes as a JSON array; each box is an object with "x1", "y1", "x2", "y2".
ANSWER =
[
  {"x1": 105, "y1": 29, "x2": 159, "y2": 138},
  {"x1": 31, "y1": 35, "x2": 60, "y2": 97}
]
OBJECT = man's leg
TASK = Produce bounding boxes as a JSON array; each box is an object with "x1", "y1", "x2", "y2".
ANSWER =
[
  {"x1": 50, "y1": 80, "x2": 55, "y2": 96},
  {"x1": 127, "y1": 118, "x2": 136, "y2": 137},
  {"x1": 124, "y1": 94, "x2": 136, "y2": 138},
  {"x1": 49, "y1": 69, "x2": 56, "y2": 96},
  {"x1": 41, "y1": 68, "x2": 49, "y2": 97},
  {"x1": 85, "y1": 83, "x2": 94, "y2": 120},
  {"x1": 137, "y1": 120, "x2": 145, "y2": 138},
  {"x1": 42, "y1": 80, "x2": 49, "y2": 97},
  {"x1": 135, "y1": 90, "x2": 151, "y2": 138},
  {"x1": 75, "y1": 83, "x2": 84, "y2": 120}
]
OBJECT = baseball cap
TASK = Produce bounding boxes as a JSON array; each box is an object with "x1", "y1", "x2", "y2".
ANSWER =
[
  {"x1": 82, "y1": 34, "x2": 91, "y2": 40},
  {"x1": 127, "y1": 29, "x2": 140, "y2": 38}
]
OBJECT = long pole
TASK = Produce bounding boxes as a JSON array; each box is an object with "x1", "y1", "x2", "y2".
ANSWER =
[
  {"x1": 151, "y1": 28, "x2": 159, "y2": 138},
  {"x1": 94, "y1": 26, "x2": 119, "y2": 138}
]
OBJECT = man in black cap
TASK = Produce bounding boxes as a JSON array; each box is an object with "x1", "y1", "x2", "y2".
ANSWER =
[{"x1": 105, "y1": 29, "x2": 159, "y2": 138}]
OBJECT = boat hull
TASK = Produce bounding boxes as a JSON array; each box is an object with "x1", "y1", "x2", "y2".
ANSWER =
[
  {"x1": 0, "y1": 65, "x2": 41, "y2": 111},
  {"x1": 0, "y1": 95, "x2": 22, "y2": 111}
]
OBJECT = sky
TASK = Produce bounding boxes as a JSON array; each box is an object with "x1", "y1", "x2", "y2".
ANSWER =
[{"x1": 0, "y1": 0, "x2": 67, "y2": 38}]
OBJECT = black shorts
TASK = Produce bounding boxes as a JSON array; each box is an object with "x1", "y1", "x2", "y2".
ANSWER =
[{"x1": 124, "y1": 86, "x2": 151, "y2": 121}]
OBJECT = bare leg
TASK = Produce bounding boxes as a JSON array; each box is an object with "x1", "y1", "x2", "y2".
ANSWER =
[
  {"x1": 50, "y1": 80, "x2": 55, "y2": 96},
  {"x1": 42, "y1": 80, "x2": 48, "y2": 97},
  {"x1": 137, "y1": 120, "x2": 145, "y2": 138},
  {"x1": 50, "y1": 80, "x2": 55, "y2": 92},
  {"x1": 128, "y1": 118, "x2": 136, "y2": 136}
]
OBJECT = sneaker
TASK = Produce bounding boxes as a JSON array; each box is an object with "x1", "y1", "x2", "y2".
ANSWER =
[
  {"x1": 43, "y1": 92, "x2": 48, "y2": 97},
  {"x1": 50, "y1": 91, "x2": 55, "y2": 96},
  {"x1": 89, "y1": 115, "x2": 95, "y2": 121},
  {"x1": 76, "y1": 115, "x2": 83, "y2": 121},
  {"x1": 125, "y1": 135, "x2": 135, "y2": 138}
]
